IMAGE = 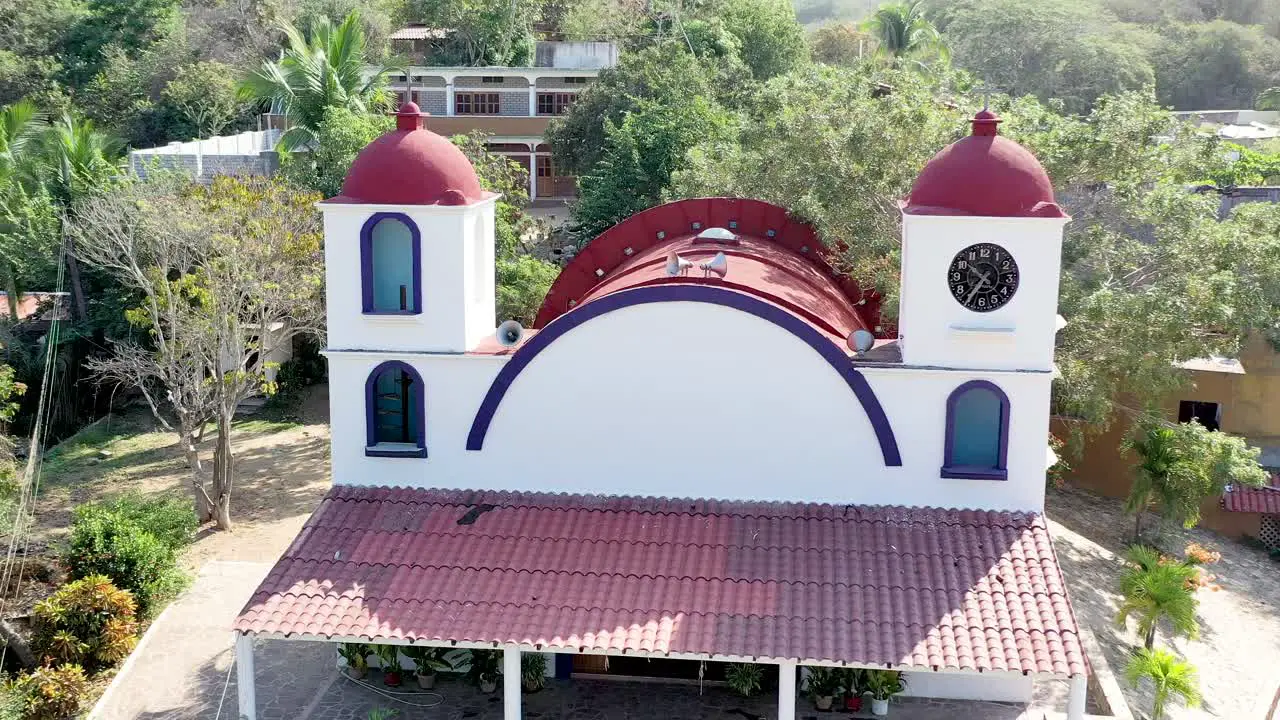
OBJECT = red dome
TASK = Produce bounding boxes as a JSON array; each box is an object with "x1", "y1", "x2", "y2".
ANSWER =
[
  {"x1": 333, "y1": 103, "x2": 487, "y2": 206},
  {"x1": 904, "y1": 110, "x2": 1066, "y2": 218}
]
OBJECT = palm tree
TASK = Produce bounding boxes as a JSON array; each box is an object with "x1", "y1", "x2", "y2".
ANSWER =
[
  {"x1": 1257, "y1": 87, "x2": 1280, "y2": 111},
  {"x1": 35, "y1": 113, "x2": 124, "y2": 321},
  {"x1": 239, "y1": 11, "x2": 388, "y2": 152},
  {"x1": 864, "y1": 1, "x2": 948, "y2": 67},
  {"x1": 1124, "y1": 424, "x2": 1179, "y2": 541},
  {"x1": 1116, "y1": 546, "x2": 1199, "y2": 650},
  {"x1": 1124, "y1": 649, "x2": 1201, "y2": 720},
  {"x1": 0, "y1": 100, "x2": 45, "y2": 320}
]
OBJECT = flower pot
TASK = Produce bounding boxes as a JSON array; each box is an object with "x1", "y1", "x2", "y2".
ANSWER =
[
  {"x1": 844, "y1": 695, "x2": 863, "y2": 711},
  {"x1": 417, "y1": 673, "x2": 436, "y2": 690},
  {"x1": 346, "y1": 665, "x2": 367, "y2": 681},
  {"x1": 480, "y1": 678, "x2": 498, "y2": 694},
  {"x1": 871, "y1": 697, "x2": 889, "y2": 716},
  {"x1": 814, "y1": 695, "x2": 834, "y2": 711},
  {"x1": 522, "y1": 679, "x2": 543, "y2": 693},
  {"x1": 384, "y1": 670, "x2": 403, "y2": 687}
]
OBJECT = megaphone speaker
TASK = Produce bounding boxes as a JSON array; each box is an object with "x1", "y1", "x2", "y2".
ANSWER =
[{"x1": 496, "y1": 319, "x2": 525, "y2": 347}]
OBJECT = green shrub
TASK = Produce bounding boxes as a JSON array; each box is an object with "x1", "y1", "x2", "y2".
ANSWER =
[
  {"x1": 0, "y1": 682, "x2": 23, "y2": 720},
  {"x1": 62, "y1": 496, "x2": 194, "y2": 613},
  {"x1": 12, "y1": 664, "x2": 89, "y2": 720},
  {"x1": 32, "y1": 575, "x2": 138, "y2": 671}
]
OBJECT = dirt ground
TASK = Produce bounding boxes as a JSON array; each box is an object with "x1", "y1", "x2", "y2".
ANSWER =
[
  {"x1": 1047, "y1": 485, "x2": 1280, "y2": 719},
  {"x1": 30, "y1": 385, "x2": 332, "y2": 575}
]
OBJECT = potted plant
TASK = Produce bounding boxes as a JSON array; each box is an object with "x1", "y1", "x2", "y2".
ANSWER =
[
  {"x1": 864, "y1": 670, "x2": 907, "y2": 716},
  {"x1": 839, "y1": 668, "x2": 866, "y2": 711},
  {"x1": 805, "y1": 667, "x2": 841, "y2": 711},
  {"x1": 521, "y1": 653, "x2": 547, "y2": 692},
  {"x1": 338, "y1": 643, "x2": 371, "y2": 680},
  {"x1": 402, "y1": 647, "x2": 457, "y2": 689},
  {"x1": 372, "y1": 644, "x2": 404, "y2": 687},
  {"x1": 725, "y1": 663, "x2": 764, "y2": 697},
  {"x1": 467, "y1": 649, "x2": 501, "y2": 693}
]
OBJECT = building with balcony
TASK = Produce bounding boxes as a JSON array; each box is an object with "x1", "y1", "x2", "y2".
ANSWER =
[{"x1": 383, "y1": 40, "x2": 618, "y2": 201}]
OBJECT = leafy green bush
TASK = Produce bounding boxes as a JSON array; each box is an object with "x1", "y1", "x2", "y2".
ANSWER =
[
  {"x1": 12, "y1": 664, "x2": 89, "y2": 720},
  {"x1": 32, "y1": 575, "x2": 138, "y2": 671},
  {"x1": 62, "y1": 495, "x2": 194, "y2": 613}
]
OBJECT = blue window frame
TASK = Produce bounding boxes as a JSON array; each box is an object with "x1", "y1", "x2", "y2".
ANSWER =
[
  {"x1": 360, "y1": 213, "x2": 422, "y2": 314},
  {"x1": 365, "y1": 361, "x2": 427, "y2": 458},
  {"x1": 942, "y1": 380, "x2": 1009, "y2": 480}
]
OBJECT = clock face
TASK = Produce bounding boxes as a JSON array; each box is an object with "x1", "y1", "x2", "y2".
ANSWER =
[{"x1": 947, "y1": 243, "x2": 1019, "y2": 312}]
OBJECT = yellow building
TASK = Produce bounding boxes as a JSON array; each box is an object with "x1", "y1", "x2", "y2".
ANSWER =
[{"x1": 1057, "y1": 334, "x2": 1280, "y2": 544}]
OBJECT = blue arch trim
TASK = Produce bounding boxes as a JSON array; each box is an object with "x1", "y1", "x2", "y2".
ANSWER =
[
  {"x1": 466, "y1": 284, "x2": 902, "y2": 466},
  {"x1": 941, "y1": 379, "x2": 1009, "y2": 481},
  {"x1": 365, "y1": 360, "x2": 428, "y2": 458},
  {"x1": 360, "y1": 212, "x2": 423, "y2": 314}
]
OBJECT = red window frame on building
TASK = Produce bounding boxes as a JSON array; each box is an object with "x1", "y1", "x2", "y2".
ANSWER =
[
  {"x1": 536, "y1": 92, "x2": 576, "y2": 115},
  {"x1": 455, "y1": 92, "x2": 501, "y2": 115}
]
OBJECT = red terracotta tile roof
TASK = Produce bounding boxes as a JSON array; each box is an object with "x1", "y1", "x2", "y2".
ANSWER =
[
  {"x1": 235, "y1": 487, "x2": 1086, "y2": 678},
  {"x1": 1221, "y1": 477, "x2": 1280, "y2": 513}
]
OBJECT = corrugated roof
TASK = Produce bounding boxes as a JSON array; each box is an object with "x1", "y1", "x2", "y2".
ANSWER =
[
  {"x1": 389, "y1": 26, "x2": 451, "y2": 40},
  {"x1": 235, "y1": 486, "x2": 1086, "y2": 678}
]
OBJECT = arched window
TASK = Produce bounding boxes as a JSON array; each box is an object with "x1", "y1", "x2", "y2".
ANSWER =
[
  {"x1": 361, "y1": 213, "x2": 421, "y2": 314},
  {"x1": 365, "y1": 361, "x2": 426, "y2": 457},
  {"x1": 942, "y1": 380, "x2": 1009, "y2": 480}
]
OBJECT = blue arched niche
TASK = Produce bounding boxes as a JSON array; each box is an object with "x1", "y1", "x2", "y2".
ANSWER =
[
  {"x1": 941, "y1": 379, "x2": 1009, "y2": 480},
  {"x1": 465, "y1": 284, "x2": 902, "y2": 467},
  {"x1": 361, "y1": 212, "x2": 422, "y2": 314},
  {"x1": 365, "y1": 360, "x2": 427, "y2": 458}
]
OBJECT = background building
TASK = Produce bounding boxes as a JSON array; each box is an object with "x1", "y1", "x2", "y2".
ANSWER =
[{"x1": 384, "y1": 40, "x2": 618, "y2": 201}]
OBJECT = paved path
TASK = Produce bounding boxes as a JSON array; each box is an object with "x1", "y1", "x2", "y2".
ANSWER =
[{"x1": 89, "y1": 561, "x2": 273, "y2": 720}]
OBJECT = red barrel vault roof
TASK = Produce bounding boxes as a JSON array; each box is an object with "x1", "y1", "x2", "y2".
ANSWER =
[
  {"x1": 535, "y1": 199, "x2": 884, "y2": 341},
  {"x1": 235, "y1": 486, "x2": 1086, "y2": 678}
]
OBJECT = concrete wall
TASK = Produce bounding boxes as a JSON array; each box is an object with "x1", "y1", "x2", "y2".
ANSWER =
[
  {"x1": 320, "y1": 199, "x2": 498, "y2": 355},
  {"x1": 899, "y1": 214, "x2": 1067, "y2": 372},
  {"x1": 901, "y1": 671, "x2": 1033, "y2": 702},
  {"x1": 326, "y1": 299, "x2": 1054, "y2": 512}
]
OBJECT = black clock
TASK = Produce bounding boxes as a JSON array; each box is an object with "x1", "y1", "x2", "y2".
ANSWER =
[{"x1": 947, "y1": 243, "x2": 1019, "y2": 312}]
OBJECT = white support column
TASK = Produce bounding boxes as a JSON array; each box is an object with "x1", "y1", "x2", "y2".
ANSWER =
[
  {"x1": 235, "y1": 633, "x2": 256, "y2": 720},
  {"x1": 446, "y1": 82, "x2": 455, "y2": 116},
  {"x1": 528, "y1": 81, "x2": 538, "y2": 117},
  {"x1": 1066, "y1": 674, "x2": 1087, "y2": 720},
  {"x1": 528, "y1": 149, "x2": 538, "y2": 201},
  {"x1": 503, "y1": 648, "x2": 522, "y2": 719},
  {"x1": 778, "y1": 661, "x2": 797, "y2": 720}
]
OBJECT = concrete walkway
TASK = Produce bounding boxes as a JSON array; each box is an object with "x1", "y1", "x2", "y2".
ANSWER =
[{"x1": 89, "y1": 561, "x2": 274, "y2": 720}]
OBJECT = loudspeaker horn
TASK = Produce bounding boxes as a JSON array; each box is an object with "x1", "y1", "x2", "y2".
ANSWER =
[
  {"x1": 666, "y1": 251, "x2": 693, "y2": 277},
  {"x1": 847, "y1": 329, "x2": 875, "y2": 353},
  {"x1": 496, "y1": 319, "x2": 525, "y2": 347},
  {"x1": 700, "y1": 251, "x2": 729, "y2": 279}
]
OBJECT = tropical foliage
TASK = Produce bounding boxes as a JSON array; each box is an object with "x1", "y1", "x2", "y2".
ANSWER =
[
  {"x1": 31, "y1": 575, "x2": 139, "y2": 671},
  {"x1": 864, "y1": 0, "x2": 947, "y2": 67},
  {"x1": 1124, "y1": 648, "x2": 1202, "y2": 720},
  {"x1": 239, "y1": 11, "x2": 389, "y2": 152},
  {"x1": 1116, "y1": 546, "x2": 1200, "y2": 650},
  {"x1": 1123, "y1": 422, "x2": 1267, "y2": 539}
]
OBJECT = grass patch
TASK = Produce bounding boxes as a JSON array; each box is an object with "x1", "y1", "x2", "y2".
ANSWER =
[
  {"x1": 232, "y1": 416, "x2": 303, "y2": 435},
  {"x1": 40, "y1": 413, "x2": 177, "y2": 488}
]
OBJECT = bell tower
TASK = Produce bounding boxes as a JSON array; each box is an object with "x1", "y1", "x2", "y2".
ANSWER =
[
  {"x1": 897, "y1": 110, "x2": 1069, "y2": 372},
  {"x1": 317, "y1": 103, "x2": 499, "y2": 354}
]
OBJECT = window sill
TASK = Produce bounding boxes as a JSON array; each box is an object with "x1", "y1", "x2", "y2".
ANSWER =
[
  {"x1": 366, "y1": 444, "x2": 427, "y2": 458},
  {"x1": 363, "y1": 310, "x2": 421, "y2": 317},
  {"x1": 941, "y1": 465, "x2": 1007, "y2": 481}
]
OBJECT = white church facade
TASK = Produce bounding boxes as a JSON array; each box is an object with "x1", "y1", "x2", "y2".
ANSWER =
[{"x1": 233, "y1": 103, "x2": 1088, "y2": 718}]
